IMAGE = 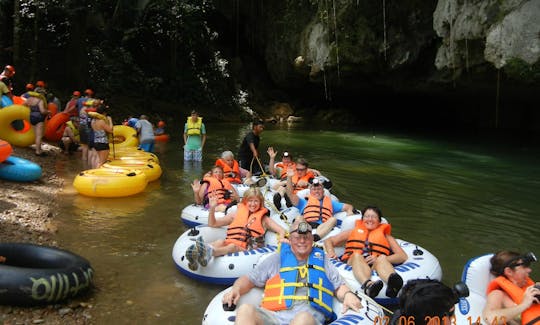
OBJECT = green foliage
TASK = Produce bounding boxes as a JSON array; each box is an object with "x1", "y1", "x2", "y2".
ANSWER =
[
  {"x1": 504, "y1": 58, "x2": 540, "y2": 83},
  {"x1": 5, "y1": 0, "x2": 240, "y2": 114}
]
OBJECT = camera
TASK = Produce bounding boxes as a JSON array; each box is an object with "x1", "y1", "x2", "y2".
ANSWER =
[
  {"x1": 534, "y1": 284, "x2": 540, "y2": 301},
  {"x1": 452, "y1": 281, "x2": 469, "y2": 303}
]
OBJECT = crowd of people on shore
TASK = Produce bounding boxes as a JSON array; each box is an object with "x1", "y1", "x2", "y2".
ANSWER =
[{"x1": 0, "y1": 63, "x2": 169, "y2": 169}]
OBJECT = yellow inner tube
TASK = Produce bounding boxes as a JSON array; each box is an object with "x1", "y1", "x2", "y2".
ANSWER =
[
  {"x1": 101, "y1": 160, "x2": 162, "y2": 182},
  {"x1": 0, "y1": 105, "x2": 35, "y2": 147},
  {"x1": 73, "y1": 168, "x2": 148, "y2": 198},
  {"x1": 111, "y1": 125, "x2": 139, "y2": 148}
]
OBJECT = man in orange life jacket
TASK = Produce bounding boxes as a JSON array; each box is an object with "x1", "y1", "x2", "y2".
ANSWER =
[
  {"x1": 483, "y1": 251, "x2": 540, "y2": 325},
  {"x1": 324, "y1": 206, "x2": 407, "y2": 299},
  {"x1": 222, "y1": 220, "x2": 362, "y2": 325},
  {"x1": 285, "y1": 170, "x2": 354, "y2": 241}
]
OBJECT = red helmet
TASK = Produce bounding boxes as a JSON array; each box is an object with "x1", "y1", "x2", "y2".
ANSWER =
[
  {"x1": 25, "y1": 83, "x2": 34, "y2": 90},
  {"x1": 36, "y1": 80, "x2": 46, "y2": 88},
  {"x1": 84, "y1": 88, "x2": 94, "y2": 96},
  {"x1": 158, "y1": 121, "x2": 166, "y2": 128},
  {"x1": 5, "y1": 65, "x2": 15, "y2": 73},
  {"x1": 72, "y1": 90, "x2": 81, "y2": 97}
]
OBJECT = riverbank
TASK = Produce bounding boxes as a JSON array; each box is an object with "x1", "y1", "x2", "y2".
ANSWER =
[{"x1": 0, "y1": 145, "x2": 94, "y2": 324}]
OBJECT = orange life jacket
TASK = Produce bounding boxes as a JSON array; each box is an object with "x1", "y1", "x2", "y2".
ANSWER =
[
  {"x1": 303, "y1": 195, "x2": 333, "y2": 224},
  {"x1": 215, "y1": 158, "x2": 241, "y2": 184},
  {"x1": 225, "y1": 203, "x2": 268, "y2": 250},
  {"x1": 487, "y1": 276, "x2": 540, "y2": 325},
  {"x1": 202, "y1": 176, "x2": 233, "y2": 206},
  {"x1": 275, "y1": 161, "x2": 296, "y2": 179},
  {"x1": 291, "y1": 171, "x2": 315, "y2": 194},
  {"x1": 341, "y1": 220, "x2": 392, "y2": 262}
]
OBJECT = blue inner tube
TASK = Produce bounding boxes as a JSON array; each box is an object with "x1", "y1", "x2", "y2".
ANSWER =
[{"x1": 0, "y1": 243, "x2": 94, "y2": 306}]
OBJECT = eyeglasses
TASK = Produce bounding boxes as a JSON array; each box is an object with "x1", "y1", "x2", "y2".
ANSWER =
[{"x1": 296, "y1": 168, "x2": 306, "y2": 171}]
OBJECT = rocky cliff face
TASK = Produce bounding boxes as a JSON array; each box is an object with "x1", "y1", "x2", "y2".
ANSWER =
[
  {"x1": 434, "y1": 0, "x2": 540, "y2": 76},
  {"x1": 213, "y1": 0, "x2": 539, "y2": 130},
  {"x1": 215, "y1": 0, "x2": 539, "y2": 93}
]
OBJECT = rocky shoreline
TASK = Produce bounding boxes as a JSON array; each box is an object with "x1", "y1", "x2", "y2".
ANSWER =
[{"x1": 0, "y1": 145, "x2": 94, "y2": 324}]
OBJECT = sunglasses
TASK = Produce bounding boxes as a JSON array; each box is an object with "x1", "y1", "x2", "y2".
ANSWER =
[
  {"x1": 296, "y1": 168, "x2": 306, "y2": 171},
  {"x1": 510, "y1": 260, "x2": 531, "y2": 268}
]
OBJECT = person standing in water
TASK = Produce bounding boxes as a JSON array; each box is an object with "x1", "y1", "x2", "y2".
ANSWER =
[{"x1": 183, "y1": 110, "x2": 206, "y2": 161}]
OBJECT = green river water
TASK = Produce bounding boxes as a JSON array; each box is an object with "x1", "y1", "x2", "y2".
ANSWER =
[{"x1": 53, "y1": 122, "x2": 540, "y2": 324}]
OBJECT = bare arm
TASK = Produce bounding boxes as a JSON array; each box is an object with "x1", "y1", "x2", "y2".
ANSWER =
[
  {"x1": 341, "y1": 203, "x2": 354, "y2": 216},
  {"x1": 323, "y1": 230, "x2": 351, "y2": 259},
  {"x1": 207, "y1": 195, "x2": 234, "y2": 228},
  {"x1": 201, "y1": 133, "x2": 206, "y2": 148},
  {"x1": 249, "y1": 142, "x2": 258, "y2": 158},
  {"x1": 267, "y1": 147, "x2": 277, "y2": 176},
  {"x1": 335, "y1": 284, "x2": 363, "y2": 313},
  {"x1": 285, "y1": 170, "x2": 300, "y2": 206},
  {"x1": 263, "y1": 216, "x2": 287, "y2": 238},
  {"x1": 191, "y1": 180, "x2": 203, "y2": 204},
  {"x1": 483, "y1": 286, "x2": 539, "y2": 325},
  {"x1": 386, "y1": 235, "x2": 408, "y2": 264},
  {"x1": 222, "y1": 275, "x2": 256, "y2": 307}
]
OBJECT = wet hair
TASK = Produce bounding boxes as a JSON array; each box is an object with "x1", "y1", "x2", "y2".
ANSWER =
[
  {"x1": 295, "y1": 157, "x2": 309, "y2": 168},
  {"x1": 221, "y1": 151, "x2": 234, "y2": 159},
  {"x1": 362, "y1": 206, "x2": 383, "y2": 221},
  {"x1": 490, "y1": 250, "x2": 521, "y2": 276},
  {"x1": 241, "y1": 187, "x2": 264, "y2": 206},
  {"x1": 252, "y1": 120, "x2": 264, "y2": 127},
  {"x1": 396, "y1": 279, "x2": 456, "y2": 324}
]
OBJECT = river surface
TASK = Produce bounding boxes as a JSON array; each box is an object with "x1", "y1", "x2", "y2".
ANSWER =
[{"x1": 53, "y1": 122, "x2": 540, "y2": 324}]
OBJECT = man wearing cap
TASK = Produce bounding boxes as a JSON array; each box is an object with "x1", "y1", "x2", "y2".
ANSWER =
[
  {"x1": 223, "y1": 220, "x2": 363, "y2": 325},
  {"x1": 238, "y1": 120, "x2": 264, "y2": 175},
  {"x1": 286, "y1": 169, "x2": 354, "y2": 240},
  {"x1": 483, "y1": 250, "x2": 540, "y2": 324},
  {"x1": 183, "y1": 110, "x2": 206, "y2": 161}
]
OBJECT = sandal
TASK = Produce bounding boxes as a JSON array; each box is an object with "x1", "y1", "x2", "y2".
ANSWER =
[
  {"x1": 363, "y1": 280, "x2": 383, "y2": 299},
  {"x1": 185, "y1": 244, "x2": 199, "y2": 271},
  {"x1": 385, "y1": 273, "x2": 404, "y2": 298},
  {"x1": 195, "y1": 236, "x2": 211, "y2": 267}
]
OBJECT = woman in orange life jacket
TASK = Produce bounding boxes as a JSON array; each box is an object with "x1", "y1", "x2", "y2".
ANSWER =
[
  {"x1": 483, "y1": 250, "x2": 540, "y2": 325},
  {"x1": 214, "y1": 150, "x2": 245, "y2": 184},
  {"x1": 185, "y1": 187, "x2": 287, "y2": 271},
  {"x1": 191, "y1": 165, "x2": 239, "y2": 212},
  {"x1": 323, "y1": 206, "x2": 407, "y2": 299}
]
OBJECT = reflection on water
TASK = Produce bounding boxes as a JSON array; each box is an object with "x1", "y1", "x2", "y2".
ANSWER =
[{"x1": 54, "y1": 123, "x2": 540, "y2": 323}]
